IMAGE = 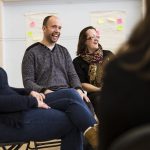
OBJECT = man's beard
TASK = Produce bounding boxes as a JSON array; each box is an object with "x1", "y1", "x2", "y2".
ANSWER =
[{"x1": 47, "y1": 34, "x2": 59, "y2": 43}]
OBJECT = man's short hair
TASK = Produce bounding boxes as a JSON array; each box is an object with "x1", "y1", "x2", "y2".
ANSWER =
[{"x1": 43, "y1": 16, "x2": 53, "y2": 26}]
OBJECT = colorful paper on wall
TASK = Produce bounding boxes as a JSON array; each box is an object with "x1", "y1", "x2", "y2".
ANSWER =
[
  {"x1": 117, "y1": 25, "x2": 124, "y2": 31},
  {"x1": 117, "y1": 18, "x2": 123, "y2": 24},
  {"x1": 98, "y1": 17, "x2": 104, "y2": 24},
  {"x1": 90, "y1": 11, "x2": 126, "y2": 53},
  {"x1": 107, "y1": 17, "x2": 116, "y2": 22},
  {"x1": 27, "y1": 31, "x2": 33, "y2": 37},
  {"x1": 25, "y1": 12, "x2": 58, "y2": 47},
  {"x1": 29, "y1": 21, "x2": 36, "y2": 28}
]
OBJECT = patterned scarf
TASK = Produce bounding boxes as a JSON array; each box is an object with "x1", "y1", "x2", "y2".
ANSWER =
[{"x1": 81, "y1": 48, "x2": 104, "y2": 87}]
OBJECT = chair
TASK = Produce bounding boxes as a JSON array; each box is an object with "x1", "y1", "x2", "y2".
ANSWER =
[
  {"x1": 27, "y1": 139, "x2": 61, "y2": 150},
  {"x1": 109, "y1": 124, "x2": 150, "y2": 150},
  {"x1": 0, "y1": 140, "x2": 61, "y2": 150},
  {"x1": 0, "y1": 141, "x2": 29, "y2": 150}
]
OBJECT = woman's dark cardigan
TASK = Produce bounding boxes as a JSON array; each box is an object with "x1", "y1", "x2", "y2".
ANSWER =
[{"x1": 0, "y1": 67, "x2": 37, "y2": 127}]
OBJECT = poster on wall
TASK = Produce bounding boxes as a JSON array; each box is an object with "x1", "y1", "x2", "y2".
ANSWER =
[
  {"x1": 90, "y1": 11, "x2": 126, "y2": 53},
  {"x1": 25, "y1": 12, "x2": 58, "y2": 47}
]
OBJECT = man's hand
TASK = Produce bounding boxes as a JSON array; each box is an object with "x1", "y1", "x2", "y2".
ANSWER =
[
  {"x1": 30, "y1": 91, "x2": 45, "y2": 101},
  {"x1": 44, "y1": 89, "x2": 54, "y2": 95},
  {"x1": 76, "y1": 89, "x2": 90, "y2": 102}
]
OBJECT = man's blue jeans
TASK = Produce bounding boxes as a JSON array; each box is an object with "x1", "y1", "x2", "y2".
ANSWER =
[{"x1": 0, "y1": 88, "x2": 97, "y2": 150}]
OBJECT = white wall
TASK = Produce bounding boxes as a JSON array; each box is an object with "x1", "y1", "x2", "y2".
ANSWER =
[
  {"x1": 2, "y1": 0, "x2": 142, "y2": 87},
  {"x1": 0, "y1": 0, "x2": 3, "y2": 66}
]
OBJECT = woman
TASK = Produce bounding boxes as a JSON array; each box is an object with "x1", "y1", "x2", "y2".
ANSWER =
[
  {"x1": 73, "y1": 26, "x2": 114, "y2": 115},
  {"x1": 0, "y1": 67, "x2": 98, "y2": 150},
  {"x1": 99, "y1": 0, "x2": 150, "y2": 150}
]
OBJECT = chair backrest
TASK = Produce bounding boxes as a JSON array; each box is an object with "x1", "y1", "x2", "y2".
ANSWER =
[{"x1": 109, "y1": 124, "x2": 150, "y2": 150}]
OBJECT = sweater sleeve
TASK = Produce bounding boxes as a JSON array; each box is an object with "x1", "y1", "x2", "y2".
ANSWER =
[
  {"x1": 73, "y1": 57, "x2": 89, "y2": 83},
  {"x1": 22, "y1": 50, "x2": 44, "y2": 92},
  {"x1": 11, "y1": 87, "x2": 32, "y2": 95},
  {"x1": 0, "y1": 95, "x2": 38, "y2": 113}
]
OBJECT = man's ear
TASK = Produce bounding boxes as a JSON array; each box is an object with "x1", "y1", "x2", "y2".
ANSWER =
[{"x1": 42, "y1": 26, "x2": 46, "y2": 32}]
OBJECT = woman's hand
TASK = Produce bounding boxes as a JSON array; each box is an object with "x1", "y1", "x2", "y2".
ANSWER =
[
  {"x1": 30, "y1": 91, "x2": 50, "y2": 109},
  {"x1": 30, "y1": 91, "x2": 45, "y2": 101},
  {"x1": 37, "y1": 99, "x2": 50, "y2": 109}
]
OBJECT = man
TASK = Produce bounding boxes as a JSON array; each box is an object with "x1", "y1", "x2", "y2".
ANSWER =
[
  {"x1": 22, "y1": 15, "x2": 96, "y2": 150},
  {"x1": 22, "y1": 15, "x2": 89, "y2": 102}
]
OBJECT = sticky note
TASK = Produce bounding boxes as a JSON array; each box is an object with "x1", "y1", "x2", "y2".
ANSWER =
[
  {"x1": 107, "y1": 17, "x2": 116, "y2": 22},
  {"x1": 117, "y1": 25, "x2": 124, "y2": 31},
  {"x1": 96, "y1": 29, "x2": 100, "y2": 37},
  {"x1": 29, "y1": 21, "x2": 36, "y2": 27},
  {"x1": 27, "y1": 31, "x2": 33, "y2": 37},
  {"x1": 32, "y1": 36, "x2": 41, "y2": 41},
  {"x1": 98, "y1": 17, "x2": 104, "y2": 24},
  {"x1": 117, "y1": 18, "x2": 123, "y2": 24}
]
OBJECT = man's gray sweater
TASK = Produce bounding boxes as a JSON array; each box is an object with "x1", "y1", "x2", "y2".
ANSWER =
[{"x1": 22, "y1": 42, "x2": 82, "y2": 92}]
